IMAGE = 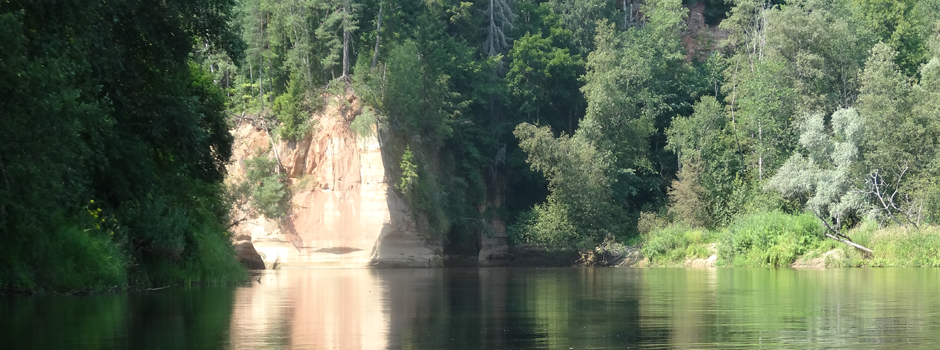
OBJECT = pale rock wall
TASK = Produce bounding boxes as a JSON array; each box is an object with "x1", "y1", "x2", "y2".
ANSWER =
[{"x1": 228, "y1": 95, "x2": 442, "y2": 268}]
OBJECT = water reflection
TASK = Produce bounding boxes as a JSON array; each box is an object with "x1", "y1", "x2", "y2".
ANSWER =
[
  {"x1": 0, "y1": 286, "x2": 235, "y2": 349},
  {"x1": 6, "y1": 268, "x2": 940, "y2": 349},
  {"x1": 230, "y1": 269, "x2": 390, "y2": 349}
]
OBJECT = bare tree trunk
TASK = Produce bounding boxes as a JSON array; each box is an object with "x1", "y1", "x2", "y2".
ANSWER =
[
  {"x1": 826, "y1": 233, "x2": 873, "y2": 254},
  {"x1": 260, "y1": 55, "x2": 264, "y2": 109},
  {"x1": 758, "y1": 119, "x2": 763, "y2": 181},
  {"x1": 342, "y1": 3, "x2": 350, "y2": 79},
  {"x1": 371, "y1": 0, "x2": 384, "y2": 69},
  {"x1": 261, "y1": 118, "x2": 282, "y2": 174}
]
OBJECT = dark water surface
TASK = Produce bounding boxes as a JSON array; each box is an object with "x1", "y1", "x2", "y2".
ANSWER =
[{"x1": 4, "y1": 268, "x2": 940, "y2": 349}]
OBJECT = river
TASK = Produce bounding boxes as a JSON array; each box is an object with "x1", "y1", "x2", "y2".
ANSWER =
[{"x1": 4, "y1": 268, "x2": 940, "y2": 349}]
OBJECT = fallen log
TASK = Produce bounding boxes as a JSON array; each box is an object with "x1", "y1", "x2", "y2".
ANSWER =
[{"x1": 825, "y1": 233, "x2": 873, "y2": 254}]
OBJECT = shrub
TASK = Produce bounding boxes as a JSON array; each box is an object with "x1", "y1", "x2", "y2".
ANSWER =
[
  {"x1": 638, "y1": 211, "x2": 669, "y2": 235},
  {"x1": 273, "y1": 79, "x2": 313, "y2": 142},
  {"x1": 667, "y1": 162, "x2": 710, "y2": 227},
  {"x1": 642, "y1": 225, "x2": 713, "y2": 264},
  {"x1": 718, "y1": 212, "x2": 823, "y2": 267},
  {"x1": 244, "y1": 156, "x2": 289, "y2": 219},
  {"x1": 351, "y1": 107, "x2": 378, "y2": 138}
]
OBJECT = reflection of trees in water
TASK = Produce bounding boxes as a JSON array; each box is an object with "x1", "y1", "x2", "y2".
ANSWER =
[
  {"x1": 12, "y1": 269, "x2": 940, "y2": 349},
  {"x1": 0, "y1": 287, "x2": 236, "y2": 349},
  {"x1": 381, "y1": 268, "x2": 656, "y2": 349}
]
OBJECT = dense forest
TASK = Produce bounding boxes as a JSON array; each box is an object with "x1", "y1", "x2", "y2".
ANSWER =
[
  {"x1": 0, "y1": 0, "x2": 247, "y2": 292},
  {"x1": 4, "y1": 0, "x2": 940, "y2": 292},
  {"x1": 211, "y1": 0, "x2": 940, "y2": 260}
]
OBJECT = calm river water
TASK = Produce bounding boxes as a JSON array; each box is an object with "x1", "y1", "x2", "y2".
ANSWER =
[{"x1": 4, "y1": 268, "x2": 940, "y2": 349}]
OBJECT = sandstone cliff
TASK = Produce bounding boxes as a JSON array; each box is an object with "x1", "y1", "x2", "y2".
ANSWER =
[{"x1": 228, "y1": 94, "x2": 443, "y2": 268}]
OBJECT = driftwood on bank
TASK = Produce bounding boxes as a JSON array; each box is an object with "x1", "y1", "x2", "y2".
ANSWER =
[{"x1": 825, "y1": 233, "x2": 873, "y2": 254}]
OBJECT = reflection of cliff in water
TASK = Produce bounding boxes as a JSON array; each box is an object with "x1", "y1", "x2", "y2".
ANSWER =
[{"x1": 229, "y1": 269, "x2": 389, "y2": 349}]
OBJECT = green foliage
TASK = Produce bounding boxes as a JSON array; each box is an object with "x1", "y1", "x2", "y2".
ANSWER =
[
  {"x1": 667, "y1": 161, "x2": 710, "y2": 227},
  {"x1": 397, "y1": 146, "x2": 418, "y2": 194},
  {"x1": 512, "y1": 123, "x2": 626, "y2": 247},
  {"x1": 547, "y1": 0, "x2": 617, "y2": 54},
  {"x1": 1, "y1": 225, "x2": 127, "y2": 293},
  {"x1": 244, "y1": 156, "x2": 289, "y2": 219},
  {"x1": 766, "y1": 108, "x2": 867, "y2": 231},
  {"x1": 637, "y1": 211, "x2": 670, "y2": 235},
  {"x1": 0, "y1": 0, "x2": 246, "y2": 291},
  {"x1": 851, "y1": 0, "x2": 931, "y2": 76},
  {"x1": 718, "y1": 212, "x2": 824, "y2": 267},
  {"x1": 273, "y1": 79, "x2": 314, "y2": 141},
  {"x1": 350, "y1": 107, "x2": 379, "y2": 138},
  {"x1": 642, "y1": 225, "x2": 715, "y2": 265},
  {"x1": 865, "y1": 226, "x2": 940, "y2": 267},
  {"x1": 764, "y1": 0, "x2": 869, "y2": 112},
  {"x1": 383, "y1": 40, "x2": 458, "y2": 144},
  {"x1": 507, "y1": 27, "x2": 585, "y2": 128}
]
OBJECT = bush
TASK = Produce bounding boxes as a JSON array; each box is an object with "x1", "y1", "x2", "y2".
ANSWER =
[
  {"x1": 350, "y1": 107, "x2": 378, "y2": 138},
  {"x1": 638, "y1": 211, "x2": 669, "y2": 235},
  {"x1": 273, "y1": 79, "x2": 313, "y2": 142},
  {"x1": 0, "y1": 221, "x2": 127, "y2": 293},
  {"x1": 667, "y1": 162, "x2": 710, "y2": 227},
  {"x1": 718, "y1": 212, "x2": 823, "y2": 267},
  {"x1": 244, "y1": 156, "x2": 289, "y2": 219},
  {"x1": 867, "y1": 226, "x2": 940, "y2": 267},
  {"x1": 642, "y1": 225, "x2": 713, "y2": 264}
]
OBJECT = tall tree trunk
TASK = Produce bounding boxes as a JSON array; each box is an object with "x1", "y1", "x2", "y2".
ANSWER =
[
  {"x1": 260, "y1": 55, "x2": 264, "y2": 109},
  {"x1": 342, "y1": 3, "x2": 350, "y2": 79},
  {"x1": 371, "y1": 0, "x2": 384, "y2": 69}
]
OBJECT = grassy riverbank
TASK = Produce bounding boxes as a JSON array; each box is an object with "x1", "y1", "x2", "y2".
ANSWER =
[
  {"x1": 640, "y1": 212, "x2": 940, "y2": 268},
  {"x1": 0, "y1": 217, "x2": 246, "y2": 294}
]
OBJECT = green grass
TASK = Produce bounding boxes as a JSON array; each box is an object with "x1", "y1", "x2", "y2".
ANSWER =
[
  {"x1": 1, "y1": 212, "x2": 247, "y2": 294},
  {"x1": 642, "y1": 225, "x2": 716, "y2": 265},
  {"x1": 0, "y1": 225, "x2": 127, "y2": 293},
  {"x1": 640, "y1": 211, "x2": 940, "y2": 268},
  {"x1": 718, "y1": 212, "x2": 825, "y2": 267},
  {"x1": 849, "y1": 224, "x2": 940, "y2": 267}
]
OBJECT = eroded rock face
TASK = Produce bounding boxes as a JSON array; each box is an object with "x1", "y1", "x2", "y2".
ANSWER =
[
  {"x1": 478, "y1": 219, "x2": 510, "y2": 267},
  {"x1": 228, "y1": 95, "x2": 442, "y2": 268}
]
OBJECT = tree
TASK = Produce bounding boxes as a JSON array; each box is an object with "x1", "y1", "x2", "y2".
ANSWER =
[
  {"x1": 579, "y1": 0, "x2": 688, "y2": 211},
  {"x1": 851, "y1": 0, "x2": 930, "y2": 76},
  {"x1": 856, "y1": 43, "x2": 940, "y2": 226},
  {"x1": 0, "y1": 0, "x2": 245, "y2": 289},
  {"x1": 512, "y1": 123, "x2": 625, "y2": 247},
  {"x1": 316, "y1": 0, "x2": 359, "y2": 80},
  {"x1": 547, "y1": 0, "x2": 616, "y2": 54},
  {"x1": 668, "y1": 160, "x2": 710, "y2": 228},
  {"x1": 483, "y1": 0, "x2": 516, "y2": 58},
  {"x1": 766, "y1": 109, "x2": 872, "y2": 252},
  {"x1": 666, "y1": 96, "x2": 743, "y2": 225}
]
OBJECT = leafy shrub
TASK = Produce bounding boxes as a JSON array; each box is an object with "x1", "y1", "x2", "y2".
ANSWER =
[
  {"x1": 642, "y1": 225, "x2": 713, "y2": 264},
  {"x1": 638, "y1": 211, "x2": 669, "y2": 235},
  {"x1": 273, "y1": 79, "x2": 313, "y2": 141},
  {"x1": 397, "y1": 146, "x2": 418, "y2": 193},
  {"x1": 718, "y1": 212, "x2": 823, "y2": 267},
  {"x1": 351, "y1": 107, "x2": 378, "y2": 138},
  {"x1": 244, "y1": 156, "x2": 289, "y2": 219},
  {"x1": 667, "y1": 162, "x2": 710, "y2": 227}
]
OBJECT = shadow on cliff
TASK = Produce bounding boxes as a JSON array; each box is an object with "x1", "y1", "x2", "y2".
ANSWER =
[{"x1": 368, "y1": 126, "x2": 443, "y2": 268}]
